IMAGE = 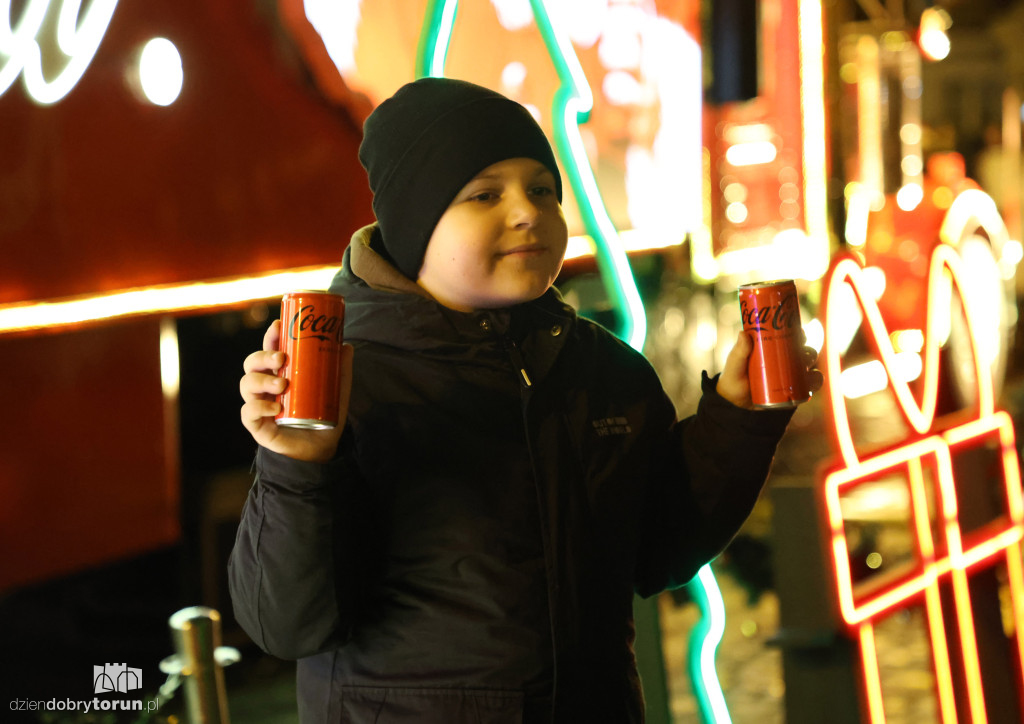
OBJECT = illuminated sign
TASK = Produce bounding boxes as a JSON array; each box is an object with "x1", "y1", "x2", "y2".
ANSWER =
[
  {"x1": 819, "y1": 245, "x2": 1024, "y2": 722},
  {"x1": 0, "y1": 0, "x2": 119, "y2": 105},
  {"x1": 690, "y1": 0, "x2": 830, "y2": 284}
]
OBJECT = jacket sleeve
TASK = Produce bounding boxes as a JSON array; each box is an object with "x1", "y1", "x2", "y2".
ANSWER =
[
  {"x1": 633, "y1": 371, "x2": 794, "y2": 596},
  {"x1": 227, "y1": 438, "x2": 358, "y2": 659}
]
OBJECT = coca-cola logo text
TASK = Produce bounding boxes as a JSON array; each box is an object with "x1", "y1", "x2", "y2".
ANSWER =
[
  {"x1": 289, "y1": 304, "x2": 343, "y2": 343},
  {"x1": 741, "y1": 293, "x2": 800, "y2": 332},
  {"x1": 1, "y1": 0, "x2": 119, "y2": 105}
]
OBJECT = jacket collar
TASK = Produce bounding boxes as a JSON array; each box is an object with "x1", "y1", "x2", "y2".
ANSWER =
[
  {"x1": 329, "y1": 224, "x2": 576, "y2": 385},
  {"x1": 347, "y1": 224, "x2": 430, "y2": 300}
]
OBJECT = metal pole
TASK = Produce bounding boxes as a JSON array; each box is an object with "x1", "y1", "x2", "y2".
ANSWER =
[
  {"x1": 771, "y1": 477, "x2": 863, "y2": 724},
  {"x1": 634, "y1": 594, "x2": 672, "y2": 724},
  {"x1": 167, "y1": 606, "x2": 232, "y2": 724}
]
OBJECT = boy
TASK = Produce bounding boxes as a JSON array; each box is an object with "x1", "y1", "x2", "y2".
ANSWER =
[{"x1": 232, "y1": 77, "x2": 816, "y2": 723}]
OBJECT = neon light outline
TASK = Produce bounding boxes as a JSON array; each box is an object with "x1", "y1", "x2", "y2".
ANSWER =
[
  {"x1": 686, "y1": 565, "x2": 733, "y2": 724},
  {"x1": 414, "y1": 0, "x2": 457, "y2": 80},
  {"x1": 526, "y1": 4, "x2": 728, "y2": 719},
  {"x1": 417, "y1": 5, "x2": 726, "y2": 721},
  {"x1": 0, "y1": 264, "x2": 342, "y2": 334},
  {"x1": 824, "y1": 247, "x2": 995, "y2": 461},
  {"x1": 819, "y1": 244, "x2": 1024, "y2": 723},
  {"x1": 840, "y1": 187, "x2": 1016, "y2": 402},
  {"x1": 417, "y1": 0, "x2": 645, "y2": 347},
  {"x1": 414, "y1": 0, "x2": 645, "y2": 365},
  {"x1": 0, "y1": 229, "x2": 629, "y2": 336},
  {"x1": 939, "y1": 189, "x2": 1010, "y2": 253},
  {"x1": 526, "y1": 0, "x2": 646, "y2": 351},
  {"x1": 0, "y1": 0, "x2": 120, "y2": 105}
]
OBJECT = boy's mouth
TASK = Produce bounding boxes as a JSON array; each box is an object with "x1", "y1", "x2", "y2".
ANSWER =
[{"x1": 500, "y1": 244, "x2": 546, "y2": 257}]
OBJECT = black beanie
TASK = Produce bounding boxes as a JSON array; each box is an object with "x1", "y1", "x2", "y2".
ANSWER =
[{"x1": 358, "y1": 77, "x2": 563, "y2": 280}]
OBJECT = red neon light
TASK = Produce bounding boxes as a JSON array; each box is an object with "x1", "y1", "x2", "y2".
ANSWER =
[{"x1": 819, "y1": 245, "x2": 1024, "y2": 722}]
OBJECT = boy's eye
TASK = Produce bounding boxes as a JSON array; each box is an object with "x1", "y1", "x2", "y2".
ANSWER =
[
  {"x1": 531, "y1": 185, "x2": 555, "y2": 197},
  {"x1": 470, "y1": 191, "x2": 497, "y2": 202}
]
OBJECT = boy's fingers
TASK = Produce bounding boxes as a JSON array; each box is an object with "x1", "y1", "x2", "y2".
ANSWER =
[
  {"x1": 264, "y1": 319, "x2": 282, "y2": 352},
  {"x1": 722, "y1": 331, "x2": 752, "y2": 379},
  {"x1": 716, "y1": 331, "x2": 753, "y2": 409},
  {"x1": 241, "y1": 398, "x2": 281, "y2": 424},
  {"x1": 238, "y1": 322, "x2": 350, "y2": 463},
  {"x1": 240, "y1": 370, "x2": 286, "y2": 401},
  {"x1": 243, "y1": 349, "x2": 285, "y2": 375},
  {"x1": 240, "y1": 400, "x2": 281, "y2": 437}
]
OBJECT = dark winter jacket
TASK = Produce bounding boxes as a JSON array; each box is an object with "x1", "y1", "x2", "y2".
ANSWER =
[{"x1": 229, "y1": 225, "x2": 794, "y2": 723}]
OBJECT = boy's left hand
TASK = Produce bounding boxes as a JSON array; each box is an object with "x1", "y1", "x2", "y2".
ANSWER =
[{"x1": 716, "y1": 330, "x2": 823, "y2": 409}]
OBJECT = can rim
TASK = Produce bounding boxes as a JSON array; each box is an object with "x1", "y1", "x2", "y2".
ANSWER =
[
  {"x1": 737, "y1": 279, "x2": 796, "y2": 290},
  {"x1": 275, "y1": 417, "x2": 337, "y2": 429},
  {"x1": 282, "y1": 289, "x2": 343, "y2": 296}
]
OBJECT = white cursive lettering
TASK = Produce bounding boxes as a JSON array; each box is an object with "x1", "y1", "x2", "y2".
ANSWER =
[{"x1": 0, "y1": 0, "x2": 119, "y2": 105}]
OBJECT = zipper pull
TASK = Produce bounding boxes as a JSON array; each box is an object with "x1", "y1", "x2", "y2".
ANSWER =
[{"x1": 504, "y1": 337, "x2": 533, "y2": 389}]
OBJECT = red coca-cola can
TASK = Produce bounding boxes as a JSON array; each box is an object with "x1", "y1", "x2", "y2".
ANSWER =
[
  {"x1": 275, "y1": 290, "x2": 346, "y2": 429},
  {"x1": 738, "y1": 279, "x2": 809, "y2": 408}
]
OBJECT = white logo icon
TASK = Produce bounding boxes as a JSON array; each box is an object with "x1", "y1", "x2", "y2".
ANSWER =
[{"x1": 93, "y1": 663, "x2": 142, "y2": 694}]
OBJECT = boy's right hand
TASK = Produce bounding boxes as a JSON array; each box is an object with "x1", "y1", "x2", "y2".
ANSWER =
[{"x1": 240, "y1": 319, "x2": 354, "y2": 463}]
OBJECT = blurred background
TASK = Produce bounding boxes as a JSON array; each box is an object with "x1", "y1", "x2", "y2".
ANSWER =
[{"x1": 3, "y1": 0, "x2": 1024, "y2": 722}]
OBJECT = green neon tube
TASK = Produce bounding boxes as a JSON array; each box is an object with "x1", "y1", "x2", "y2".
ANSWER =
[
  {"x1": 687, "y1": 565, "x2": 733, "y2": 724},
  {"x1": 527, "y1": 0, "x2": 645, "y2": 350},
  {"x1": 415, "y1": 0, "x2": 458, "y2": 79},
  {"x1": 415, "y1": 5, "x2": 731, "y2": 723}
]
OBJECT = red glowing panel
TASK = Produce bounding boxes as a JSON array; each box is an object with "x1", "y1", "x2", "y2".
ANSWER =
[{"x1": 819, "y1": 245, "x2": 1024, "y2": 723}]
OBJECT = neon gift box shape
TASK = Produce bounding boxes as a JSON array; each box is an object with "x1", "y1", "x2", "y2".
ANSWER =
[{"x1": 817, "y1": 245, "x2": 1024, "y2": 724}]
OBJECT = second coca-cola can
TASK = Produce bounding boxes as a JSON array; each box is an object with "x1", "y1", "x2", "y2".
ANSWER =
[
  {"x1": 738, "y1": 279, "x2": 809, "y2": 408},
  {"x1": 275, "y1": 290, "x2": 346, "y2": 429}
]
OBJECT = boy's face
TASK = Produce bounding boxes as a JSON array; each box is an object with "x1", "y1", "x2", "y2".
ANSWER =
[{"x1": 417, "y1": 157, "x2": 568, "y2": 311}]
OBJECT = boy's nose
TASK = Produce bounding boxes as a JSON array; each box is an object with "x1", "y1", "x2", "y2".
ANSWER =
[{"x1": 507, "y1": 191, "x2": 541, "y2": 228}]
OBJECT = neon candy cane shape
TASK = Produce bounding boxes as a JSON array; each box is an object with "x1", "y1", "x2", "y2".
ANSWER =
[{"x1": 824, "y1": 246, "x2": 994, "y2": 466}]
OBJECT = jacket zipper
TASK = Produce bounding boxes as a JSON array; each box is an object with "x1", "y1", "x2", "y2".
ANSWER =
[
  {"x1": 504, "y1": 336, "x2": 533, "y2": 389},
  {"x1": 491, "y1": 318, "x2": 558, "y2": 714}
]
